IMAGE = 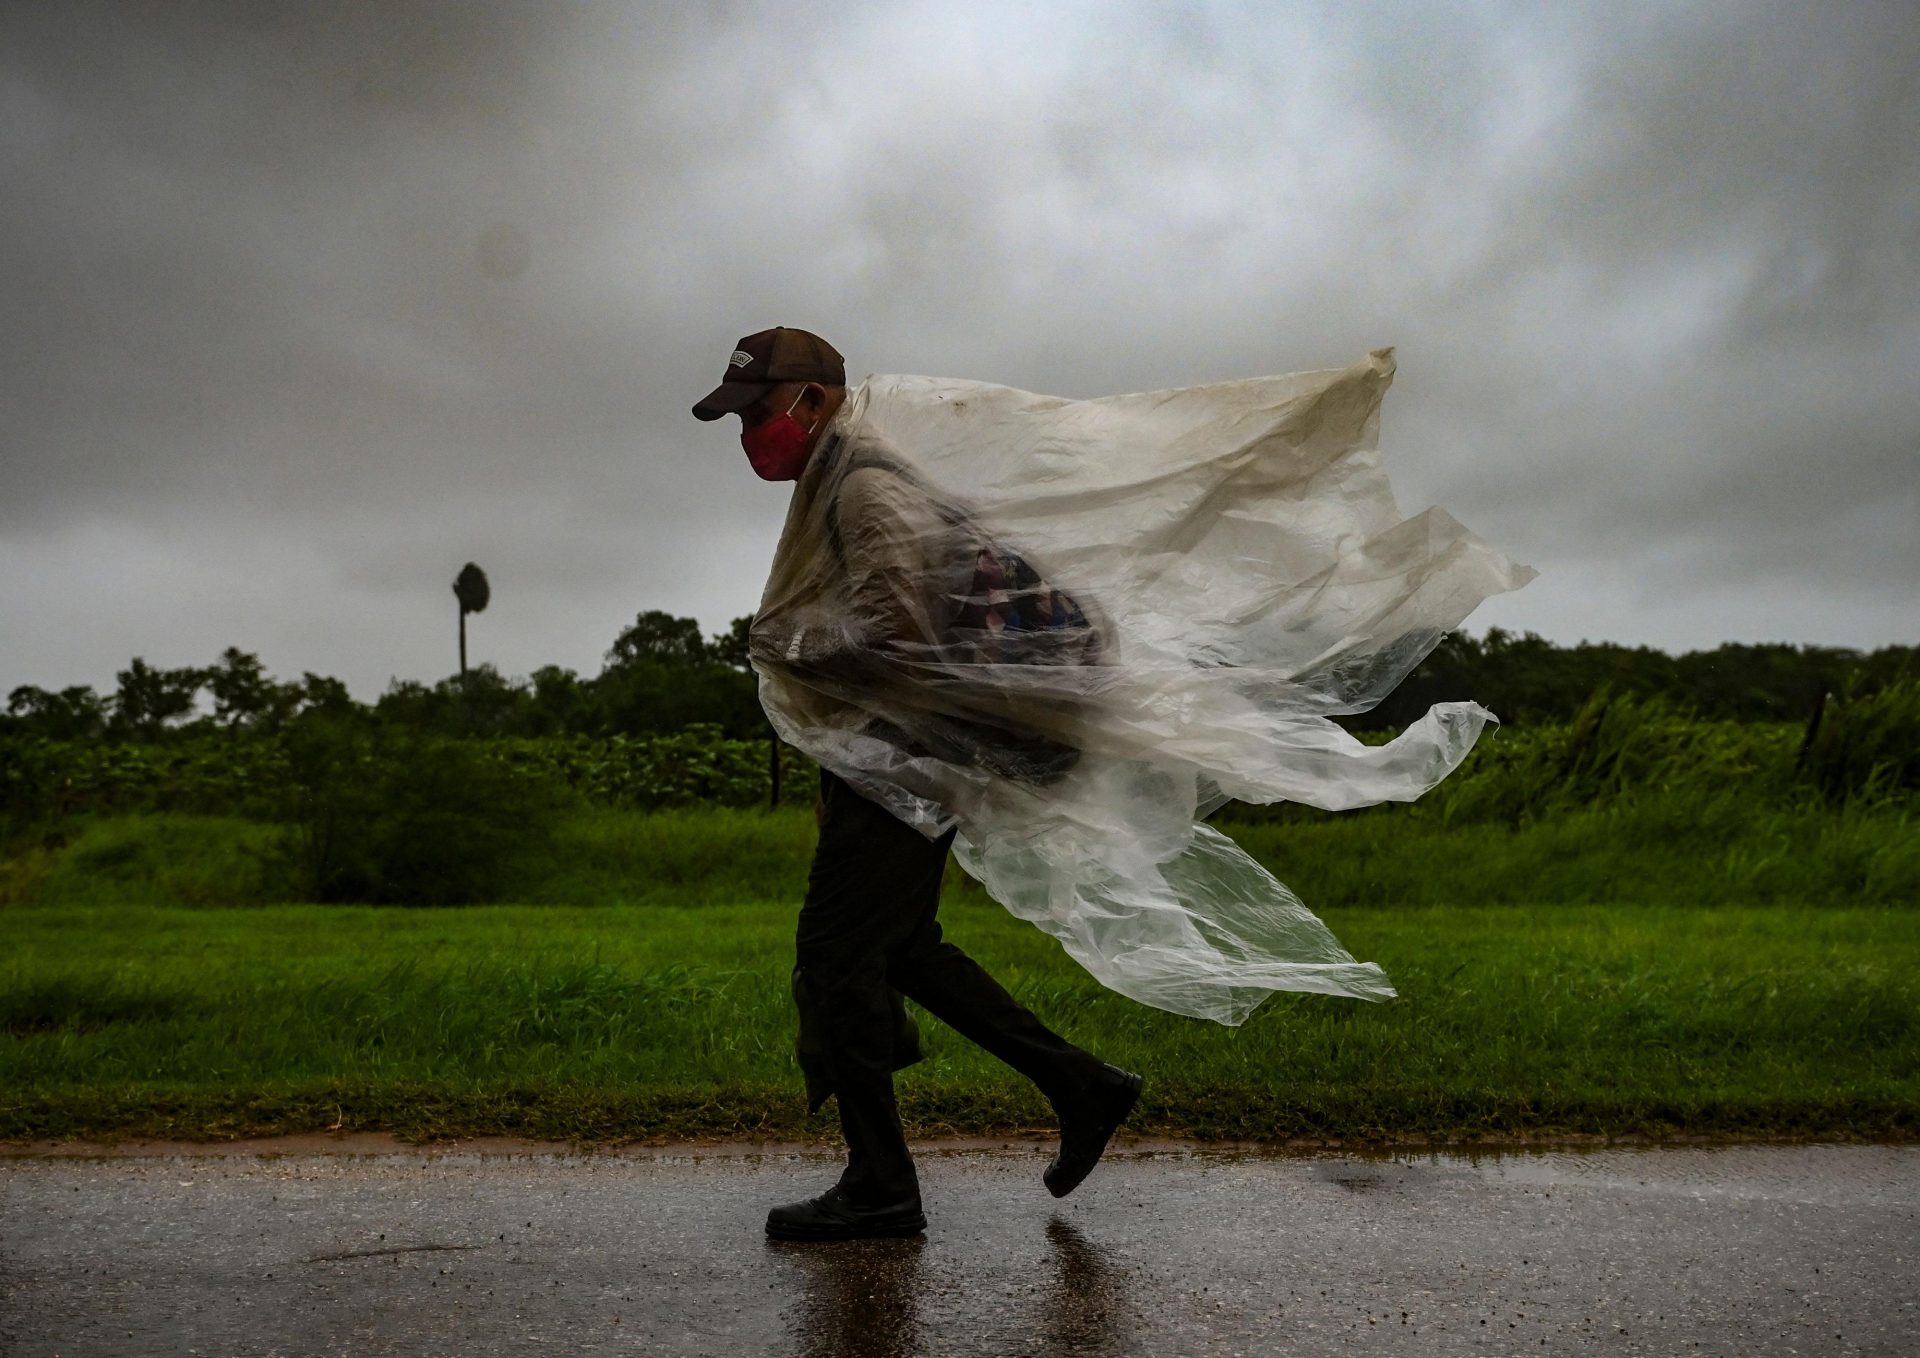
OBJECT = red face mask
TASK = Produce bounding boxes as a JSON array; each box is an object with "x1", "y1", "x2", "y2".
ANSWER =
[{"x1": 741, "y1": 389, "x2": 817, "y2": 481}]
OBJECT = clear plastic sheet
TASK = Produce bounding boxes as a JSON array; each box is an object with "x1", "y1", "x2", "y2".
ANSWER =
[{"x1": 750, "y1": 349, "x2": 1535, "y2": 1024}]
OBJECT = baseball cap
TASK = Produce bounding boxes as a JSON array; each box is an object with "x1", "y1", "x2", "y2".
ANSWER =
[{"x1": 691, "y1": 326, "x2": 846, "y2": 421}]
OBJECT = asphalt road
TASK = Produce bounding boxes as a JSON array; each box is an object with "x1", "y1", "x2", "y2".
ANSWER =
[{"x1": 3, "y1": 1141, "x2": 1916, "y2": 1357}]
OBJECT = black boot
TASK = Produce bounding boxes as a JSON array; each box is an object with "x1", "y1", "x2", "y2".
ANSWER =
[
  {"x1": 766, "y1": 1184, "x2": 927, "y2": 1241},
  {"x1": 1044, "y1": 1063, "x2": 1143, "y2": 1198},
  {"x1": 772, "y1": 1027, "x2": 924, "y2": 1240}
]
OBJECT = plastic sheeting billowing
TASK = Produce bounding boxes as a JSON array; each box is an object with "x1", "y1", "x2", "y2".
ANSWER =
[{"x1": 749, "y1": 349, "x2": 1535, "y2": 1024}]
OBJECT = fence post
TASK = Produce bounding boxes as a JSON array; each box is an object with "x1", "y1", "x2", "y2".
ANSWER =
[
  {"x1": 1794, "y1": 687, "x2": 1829, "y2": 771},
  {"x1": 768, "y1": 720, "x2": 781, "y2": 809}
]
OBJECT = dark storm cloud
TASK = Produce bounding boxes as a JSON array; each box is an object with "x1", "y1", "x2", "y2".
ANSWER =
[
  {"x1": 1426, "y1": 2, "x2": 1920, "y2": 565},
  {"x1": 2, "y1": 0, "x2": 1915, "y2": 697},
  {"x1": 3, "y1": 2, "x2": 695, "y2": 517}
]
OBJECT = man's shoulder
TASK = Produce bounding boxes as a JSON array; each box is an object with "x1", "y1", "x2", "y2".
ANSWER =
[
  {"x1": 827, "y1": 427, "x2": 911, "y2": 482},
  {"x1": 832, "y1": 445, "x2": 934, "y2": 516},
  {"x1": 837, "y1": 460, "x2": 905, "y2": 502},
  {"x1": 827, "y1": 451, "x2": 960, "y2": 567}
]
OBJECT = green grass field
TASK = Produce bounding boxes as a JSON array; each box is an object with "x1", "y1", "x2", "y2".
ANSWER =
[
  {"x1": 13, "y1": 792, "x2": 1917, "y2": 912},
  {"x1": 5, "y1": 803, "x2": 1917, "y2": 1145}
]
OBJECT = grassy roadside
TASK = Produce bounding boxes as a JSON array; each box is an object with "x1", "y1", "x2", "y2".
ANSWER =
[
  {"x1": 11, "y1": 792, "x2": 1917, "y2": 912},
  {"x1": 6, "y1": 896, "x2": 1915, "y2": 1144}
]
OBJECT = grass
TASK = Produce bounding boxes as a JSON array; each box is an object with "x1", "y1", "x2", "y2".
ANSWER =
[
  {"x1": 5, "y1": 892, "x2": 1916, "y2": 1144},
  {"x1": 10, "y1": 790, "x2": 1916, "y2": 912},
  {"x1": 1222, "y1": 793, "x2": 1919, "y2": 909},
  {"x1": 5, "y1": 779, "x2": 1916, "y2": 1144},
  {"x1": 10, "y1": 689, "x2": 1917, "y2": 1147},
  {"x1": 5, "y1": 814, "x2": 287, "y2": 909}
]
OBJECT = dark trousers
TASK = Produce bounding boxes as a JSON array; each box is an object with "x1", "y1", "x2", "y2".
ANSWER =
[{"x1": 797, "y1": 770, "x2": 1107, "y2": 1203}]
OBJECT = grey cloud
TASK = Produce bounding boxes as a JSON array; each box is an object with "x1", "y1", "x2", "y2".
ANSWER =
[{"x1": 2, "y1": 0, "x2": 1915, "y2": 699}]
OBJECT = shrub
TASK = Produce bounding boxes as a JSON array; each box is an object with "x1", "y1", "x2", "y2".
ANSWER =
[
  {"x1": 498, "y1": 726, "x2": 816, "y2": 810},
  {"x1": 0, "y1": 726, "x2": 815, "y2": 823},
  {"x1": 1800, "y1": 676, "x2": 1920, "y2": 805},
  {"x1": 1422, "y1": 689, "x2": 1799, "y2": 827},
  {"x1": 276, "y1": 720, "x2": 571, "y2": 906}
]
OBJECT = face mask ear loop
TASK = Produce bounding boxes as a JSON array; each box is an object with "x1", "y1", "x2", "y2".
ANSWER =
[{"x1": 788, "y1": 385, "x2": 818, "y2": 438}]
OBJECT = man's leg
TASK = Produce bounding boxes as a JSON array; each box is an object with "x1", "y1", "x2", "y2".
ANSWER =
[
  {"x1": 882, "y1": 827, "x2": 1143, "y2": 1199},
  {"x1": 782, "y1": 769, "x2": 1140, "y2": 1227},
  {"x1": 805, "y1": 771, "x2": 1104, "y2": 1110},
  {"x1": 887, "y1": 918, "x2": 1109, "y2": 1109},
  {"x1": 787, "y1": 772, "x2": 952, "y2": 1209}
]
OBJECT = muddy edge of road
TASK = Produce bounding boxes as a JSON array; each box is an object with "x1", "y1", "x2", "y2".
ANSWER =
[{"x1": 7, "y1": 1128, "x2": 1908, "y2": 1159}]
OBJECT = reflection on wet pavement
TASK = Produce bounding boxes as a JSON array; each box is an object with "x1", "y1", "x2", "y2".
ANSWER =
[
  {"x1": 774, "y1": 1213, "x2": 1134, "y2": 1356},
  {"x1": 775, "y1": 1235, "x2": 928, "y2": 1358},
  {"x1": 1038, "y1": 1216, "x2": 1130, "y2": 1355}
]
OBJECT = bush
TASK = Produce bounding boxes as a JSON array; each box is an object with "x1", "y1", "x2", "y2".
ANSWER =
[
  {"x1": 0, "y1": 735, "x2": 289, "y2": 823},
  {"x1": 17, "y1": 814, "x2": 287, "y2": 908},
  {"x1": 1422, "y1": 689, "x2": 1799, "y2": 827},
  {"x1": 1221, "y1": 690, "x2": 1803, "y2": 828},
  {"x1": 498, "y1": 726, "x2": 816, "y2": 810},
  {"x1": 0, "y1": 726, "x2": 815, "y2": 823},
  {"x1": 1800, "y1": 676, "x2": 1920, "y2": 805},
  {"x1": 276, "y1": 720, "x2": 571, "y2": 906}
]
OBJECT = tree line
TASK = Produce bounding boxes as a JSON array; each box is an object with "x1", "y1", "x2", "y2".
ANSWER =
[
  {"x1": 3, "y1": 611, "x2": 760, "y2": 744},
  {"x1": 4, "y1": 615, "x2": 1913, "y2": 744},
  {"x1": 1363, "y1": 629, "x2": 1914, "y2": 729}
]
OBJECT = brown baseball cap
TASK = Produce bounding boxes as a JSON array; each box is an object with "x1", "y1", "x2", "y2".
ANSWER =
[{"x1": 691, "y1": 326, "x2": 846, "y2": 420}]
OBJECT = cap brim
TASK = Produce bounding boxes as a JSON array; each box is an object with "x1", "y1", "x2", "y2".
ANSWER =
[{"x1": 691, "y1": 381, "x2": 772, "y2": 421}]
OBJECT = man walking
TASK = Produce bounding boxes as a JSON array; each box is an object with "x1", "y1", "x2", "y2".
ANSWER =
[{"x1": 692, "y1": 326, "x2": 1142, "y2": 1242}]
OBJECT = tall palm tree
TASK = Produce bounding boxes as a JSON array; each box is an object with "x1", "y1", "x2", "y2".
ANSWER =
[{"x1": 453, "y1": 563, "x2": 491, "y2": 677}]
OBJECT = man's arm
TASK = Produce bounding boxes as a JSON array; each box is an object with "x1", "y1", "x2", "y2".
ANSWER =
[{"x1": 752, "y1": 466, "x2": 948, "y2": 688}]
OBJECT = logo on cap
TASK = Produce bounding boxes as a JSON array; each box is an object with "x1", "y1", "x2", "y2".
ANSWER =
[{"x1": 729, "y1": 350, "x2": 754, "y2": 369}]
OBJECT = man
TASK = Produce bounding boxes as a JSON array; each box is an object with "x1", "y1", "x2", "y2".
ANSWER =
[{"x1": 693, "y1": 326, "x2": 1142, "y2": 1242}]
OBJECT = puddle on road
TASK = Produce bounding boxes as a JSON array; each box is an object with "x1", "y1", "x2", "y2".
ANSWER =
[{"x1": 1095, "y1": 1140, "x2": 1920, "y2": 1210}]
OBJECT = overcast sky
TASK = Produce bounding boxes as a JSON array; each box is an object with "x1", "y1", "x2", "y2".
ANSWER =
[{"x1": 3, "y1": 0, "x2": 1915, "y2": 701}]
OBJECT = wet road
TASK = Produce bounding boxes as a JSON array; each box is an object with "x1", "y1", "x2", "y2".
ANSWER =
[{"x1": 3, "y1": 1141, "x2": 1916, "y2": 1356}]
